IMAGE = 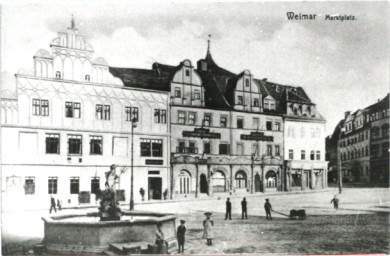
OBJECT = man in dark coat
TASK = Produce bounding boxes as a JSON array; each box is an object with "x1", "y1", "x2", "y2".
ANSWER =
[
  {"x1": 50, "y1": 196, "x2": 57, "y2": 213},
  {"x1": 225, "y1": 197, "x2": 232, "y2": 220},
  {"x1": 177, "y1": 220, "x2": 186, "y2": 253},
  {"x1": 264, "y1": 198, "x2": 272, "y2": 220},
  {"x1": 241, "y1": 197, "x2": 248, "y2": 219}
]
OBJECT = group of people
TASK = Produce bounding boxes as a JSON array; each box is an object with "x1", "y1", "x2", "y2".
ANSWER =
[
  {"x1": 49, "y1": 196, "x2": 62, "y2": 213},
  {"x1": 225, "y1": 197, "x2": 273, "y2": 221}
]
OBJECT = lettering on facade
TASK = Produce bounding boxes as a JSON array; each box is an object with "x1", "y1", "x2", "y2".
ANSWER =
[
  {"x1": 182, "y1": 128, "x2": 221, "y2": 139},
  {"x1": 240, "y1": 131, "x2": 274, "y2": 142}
]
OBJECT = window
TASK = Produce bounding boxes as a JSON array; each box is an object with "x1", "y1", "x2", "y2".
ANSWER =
[
  {"x1": 188, "y1": 141, "x2": 197, "y2": 154},
  {"x1": 56, "y1": 71, "x2": 61, "y2": 78},
  {"x1": 245, "y1": 79, "x2": 249, "y2": 87},
  {"x1": 91, "y1": 177, "x2": 100, "y2": 194},
  {"x1": 90, "y1": 136, "x2": 103, "y2": 155},
  {"x1": 154, "y1": 109, "x2": 167, "y2": 124},
  {"x1": 179, "y1": 171, "x2": 191, "y2": 194},
  {"x1": 32, "y1": 99, "x2": 49, "y2": 116},
  {"x1": 289, "y1": 149, "x2": 294, "y2": 160},
  {"x1": 204, "y1": 142, "x2": 211, "y2": 154},
  {"x1": 203, "y1": 114, "x2": 211, "y2": 127},
  {"x1": 252, "y1": 117, "x2": 259, "y2": 130},
  {"x1": 96, "y1": 104, "x2": 110, "y2": 120},
  {"x1": 220, "y1": 116, "x2": 227, "y2": 127},
  {"x1": 366, "y1": 146, "x2": 369, "y2": 156},
  {"x1": 219, "y1": 144, "x2": 230, "y2": 155},
  {"x1": 25, "y1": 177, "x2": 35, "y2": 195},
  {"x1": 185, "y1": 70, "x2": 190, "y2": 77},
  {"x1": 177, "y1": 141, "x2": 186, "y2": 153},
  {"x1": 252, "y1": 144, "x2": 259, "y2": 155},
  {"x1": 125, "y1": 107, "x2": 139, "y2": 122},
  {"x1": 70, "y1": 177, "x2": 80, "y2": 194},
  {"x1": 267, "y1": 145, "x2": 272, "y2": 156},
  {"x1": 194, "y1": 90, "x2": 200, "y2": 100},
  {"x1": 85, "y1": 75, "x2": 90, "y2": 81},
  {"x1": 270, "y1": 102, "x2": 275, "y2": 110},
  {"x1": 275, "y1": 122, "x2": 281, "y2": 131},
  {"x1": 141, "y1": 139, "x2": 163, "y2": 157},
  {"x1": 301, "y1": 127, "x2": 305, "y2": 138},
  {"x1": 288, "y1": 126, "x2": 295, "y2": 138},
  {"x1": 237, "y1": 117, "x2": 244, "y2": 129},
  {"x1": 253, "y1": 98, "x2": 259, "y2": 107},
  {"x1": 235, "y1": 171, "x2": 247, "y2": 188},
  {"x1": 178, "y1": 111, "x2": 186, "y2": 124},
  {"x1": 46, "y1": 133, "x2": 60, "y2": 154},
  {"x1": 382, "y1": 124, "x2": 389, "y2": 138},
  {"x1": 65, "y1": 102, "x2": 81, "y2": 118},
  {"x1": 301, "y1": 150, "x2": 305, "y2": 160},
  {"x1": 266, "y1": 121, "x2": 272, "y2": 131},
  {"x1": 237, "y1": 96, "x2": 243, "y2": 105},
  {"x1": 310, "y1": 127, "x2": 316, "y2": 138},
  {"x1": 188, "y1": 112, "x2": 196, "y2": 125},
  {"x1": 68, "y1": 135, "x2": 82, "y2": 155},
  {"x1": 310, "y1": 150, "x2": 315, "y2": 160},
  {"x1": 275, "y1": 145, "x2": 280, "y2": 156},
  {"x1": 264, "y1": 101, "x2": 269, "y2": 110},
  {"x1": 175, "y1": 88, "x2": 181, "y2": 98},
  {"x1": 237, "y1": 143, "x2": 244, "y2": 155},
  {"x1": 48, "y1": 177, "x2": 58, "y2": 194}
]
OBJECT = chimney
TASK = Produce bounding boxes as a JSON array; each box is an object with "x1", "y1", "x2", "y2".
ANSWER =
[{"x1": 344, "y1": 111, "x2": 351, "y2": 118}]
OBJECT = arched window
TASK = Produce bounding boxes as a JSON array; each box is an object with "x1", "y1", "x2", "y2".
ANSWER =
[
  {"x1": 266, "y1": 170, "x2": 277, "y2": 188},
  {"x1": 235, "y1": 171, "x2": 247, "y2": 188},
  {"x1": 179, "y1": 170, "x2": 191, "y2": 194},
  {"x1": 85, "y1": 75, "x2": 90, "y2": 81},
  {"x1": 56, "y1": 71, "x2": 61, "y2": 79}
]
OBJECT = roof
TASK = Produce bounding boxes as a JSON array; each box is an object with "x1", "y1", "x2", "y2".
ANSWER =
[
  {"x1": 366, "y1": 94, "x2": 389, "y2": 113},
  {"x1": 109, "y1": 67, "x2": 171, "y2": 91}
]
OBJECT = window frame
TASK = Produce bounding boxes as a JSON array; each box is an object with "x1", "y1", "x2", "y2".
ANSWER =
[
  {"x1": 70, "y1": 177, "x2": 80, "y2": 194},
  {"x1": 89, "y1": 135, "x2": 103, "y2": 155},
  {"x1": 45, "y1": 133, "x2": 60, "y2": 154},
  {"x1": 67, "y1": 134, "x2": 82, "y2": 155}
]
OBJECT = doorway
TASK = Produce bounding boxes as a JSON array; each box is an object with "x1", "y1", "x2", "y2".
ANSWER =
[
  {"x1": 254, "y1": 174, "x2": 261, "y2": 192},
  {"x1": 148, "y1": 177, "x2": 162, "y2": 200},
  {"x1": 200, "y1": 174, "x2": 208, "y2": 193}
]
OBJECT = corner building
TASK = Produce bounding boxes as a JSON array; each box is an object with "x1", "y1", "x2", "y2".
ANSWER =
[{"x1": 1, "y1": 21, "x2": 170, "y2": 210}]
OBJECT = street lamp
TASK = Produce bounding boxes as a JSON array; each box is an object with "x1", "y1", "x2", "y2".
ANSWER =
[
  {"x1": 338, "y1": 125, "x2": 345, "y2": 194},
  {"x1": 130, "y1": 118, "x2": 138, "y2": 210}
]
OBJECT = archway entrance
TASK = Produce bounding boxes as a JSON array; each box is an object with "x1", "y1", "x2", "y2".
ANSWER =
[
  {"x1": 200, "y1": 174, "x2": 208, "y2": 193},
  {"x1": 179, "y1": 170, "x2": 191, "y2": 194},
  {"x1": 213, "y1": 171, "x2": 226, "y2": 192},
  {"x1": 266, "y1": 170, "x2": 277, "y2": 188},
  {"x1": 254, "y1": 174, "x2": 261, "y2": 192},
  {"x1": 235, "y1": 171, "x2": 247, "y2": 188}
]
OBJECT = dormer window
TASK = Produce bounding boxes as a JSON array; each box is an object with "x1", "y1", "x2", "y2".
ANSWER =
[
  {"x1": 56, "y1": 71, "x2": 61, "y2": 79},
  {"x1": 237, "y1": 96, "x2": 243, "y2": 105},
  {"x1": 175, "y1": 88, "x2": 181, "y2": 98},
  {"x1": 85, "y1": 75, "x2": 90, "y2": 82}
]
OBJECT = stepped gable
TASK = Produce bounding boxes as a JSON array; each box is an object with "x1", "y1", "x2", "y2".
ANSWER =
[{"x1": 109, "y1": 67, "x2": 171, "y2": 91}]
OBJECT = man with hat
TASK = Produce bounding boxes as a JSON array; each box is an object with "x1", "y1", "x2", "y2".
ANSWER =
[
  {"x1": 225, "y1": 198, "x2": 232, "y2": 220},
  {"x1": 264, "y1": 198, "x2": 272, "y2": 220},
  {"x1": 177, "y1": 220, "x2": 186, "y2": 253}
]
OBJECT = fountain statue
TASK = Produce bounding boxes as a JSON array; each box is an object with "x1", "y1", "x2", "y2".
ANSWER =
[{"x1": 99, "y1": 164, "x2": 124, "y2": 221}]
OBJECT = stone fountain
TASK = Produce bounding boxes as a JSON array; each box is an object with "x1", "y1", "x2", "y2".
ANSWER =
[{"x1": 41, "y1": 165, "x2": 177, "y2": 254}]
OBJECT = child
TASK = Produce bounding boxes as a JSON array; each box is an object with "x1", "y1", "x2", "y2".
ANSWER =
[{"x1": 177, "y1": 220, "x2": 186, "y2": 253}]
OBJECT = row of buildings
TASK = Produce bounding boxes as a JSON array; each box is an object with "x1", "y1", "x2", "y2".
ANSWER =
[
  {"x1": 326, "y1": 94, "x2": 389, "y2": 184},
  {"x1": 1, "y1": 19, "x2": 328, "y2": 210}
]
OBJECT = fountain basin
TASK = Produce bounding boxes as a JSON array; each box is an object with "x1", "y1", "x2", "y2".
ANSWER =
[{"x1": 42, "y1": 210, "x2": 177, "y2": 254}]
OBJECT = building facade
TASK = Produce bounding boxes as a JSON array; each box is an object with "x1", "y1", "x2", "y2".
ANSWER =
[
  {"x1": 2, "y1": 19, "x2": 329, "y2": 210},
  {"x1": 327, "y1": 94, "x2": 389, "y2": 184},
  {"x1": 1, "y1": 20, "x2": 170, "y2": 210}
]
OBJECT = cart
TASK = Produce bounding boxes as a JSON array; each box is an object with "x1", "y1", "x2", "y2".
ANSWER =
[{"x1": 271, "y1": 209, "x2": 306, "y2": 220}]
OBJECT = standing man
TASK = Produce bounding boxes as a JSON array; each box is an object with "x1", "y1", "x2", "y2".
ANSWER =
[
  {"x1": 225, "y1": 198, "x2": 232, "y2": 220},
  {"x1": 264, "y1": 198, "x2": 272, "y2": 220},
  {"x1": 177, "y1": 220, "x2": 186, "y2": 253},
  {"x1": 50, "y1": 196, "x2": 57, "y2": 214},
  {"x1": 241, "y1": 197, "x2": 248, "y2": 219},
  {"x1": 330, "y1": 195, "x2": 339, "y2": 209}
]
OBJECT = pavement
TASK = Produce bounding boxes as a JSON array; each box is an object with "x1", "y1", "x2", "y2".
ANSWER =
[{"x1": 1, "y1": 187, "x2": 389, "y2": 254}]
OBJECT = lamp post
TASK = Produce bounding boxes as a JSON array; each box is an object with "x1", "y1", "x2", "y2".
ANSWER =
[{"x1": 130, "y1": 118, "x2": 138, "y2": 210}]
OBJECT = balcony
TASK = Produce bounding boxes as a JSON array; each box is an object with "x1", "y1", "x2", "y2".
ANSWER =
[{"x1": 176, "y1": 147, "x2": 198, "y2": 154}]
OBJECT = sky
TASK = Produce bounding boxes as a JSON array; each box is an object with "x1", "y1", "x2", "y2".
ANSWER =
[{"x1": 1, "y1": 1, "x2": 389, "y2": 135}]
